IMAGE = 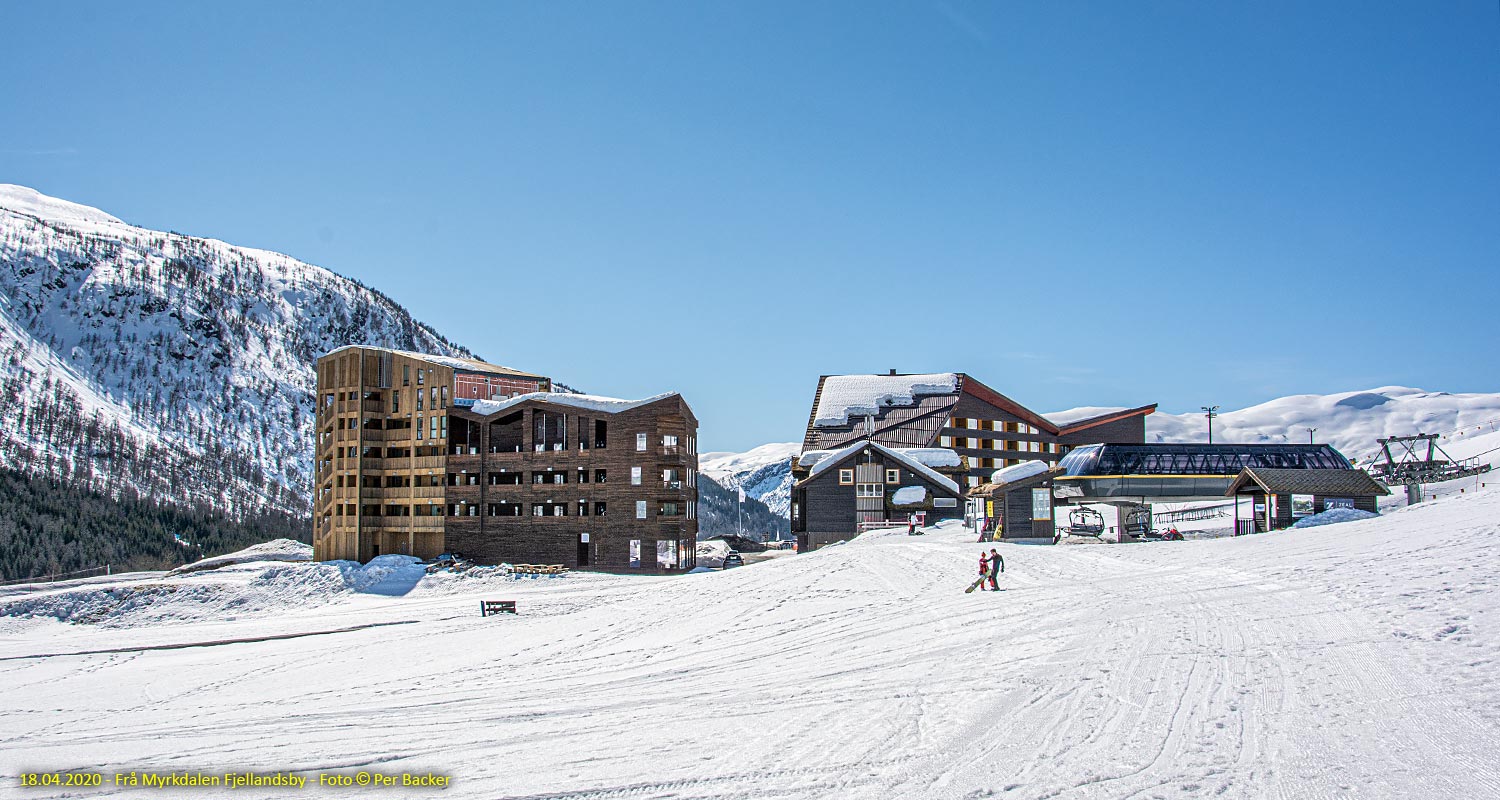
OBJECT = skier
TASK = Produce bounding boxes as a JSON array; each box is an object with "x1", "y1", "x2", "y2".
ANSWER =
[{"x1": 988, "y1": 548, "x2": 1004, "y2": 591}]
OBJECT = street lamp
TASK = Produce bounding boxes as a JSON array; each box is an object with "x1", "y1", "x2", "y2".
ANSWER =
[
  {"x1": 1306, "y1": 427, "x2": 1317, "y2": 444},
  {"x1": 1201, "y1": 405, "x2": 1220, "y2": 444}
]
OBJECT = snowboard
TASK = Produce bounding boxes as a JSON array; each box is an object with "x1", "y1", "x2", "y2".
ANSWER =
[{"x1": 964, "y1": 577, "x2": 987, "y2": 594}]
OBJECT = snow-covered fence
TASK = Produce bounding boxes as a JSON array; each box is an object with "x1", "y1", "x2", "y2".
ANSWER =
[{"x1": 0, "y1": 564, "x2": 113, "y2": 591}]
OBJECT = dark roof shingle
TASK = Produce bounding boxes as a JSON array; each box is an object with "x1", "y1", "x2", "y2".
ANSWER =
[{"x1": 1225, "y1": 468, "x2": 1390, "y2": 497}]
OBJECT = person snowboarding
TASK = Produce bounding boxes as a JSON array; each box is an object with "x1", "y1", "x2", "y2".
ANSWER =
[
  {"x1": 987, "y1": 548, "x2": 1004, "y2": 591},
  {"x1": 965, "y1": 553, "x2": 989, "y2": 593}
]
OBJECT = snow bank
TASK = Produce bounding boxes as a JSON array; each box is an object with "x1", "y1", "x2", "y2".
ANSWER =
[
  {"x1": 169, "y1": 539, "x2": 312, "y2": 575},
  {"x1": 990, "y1": 459, "x2": 1050, "y2": 485},
  {"x1": 1292, "y1": 507, "x2": 1380, "y2": 528},
  {"x1": 891, "y1": 486, "x2": 928, "y2": 506},
  {"x1": 696, "y1": 539, "x2": 732, "y2": 568},
  {"x1": 812, "y1": 373, "x2": 958, "y2": 427},
  {"x1": 0, "y1": 555, "x2": 429, "y2": 626}
]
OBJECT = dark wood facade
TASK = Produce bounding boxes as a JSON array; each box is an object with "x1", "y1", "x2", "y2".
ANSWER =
[
  {"x1": 802, "y1": 372, "x2": 1154, "y2": 490},
  {"x1": 313, "y1": 347, "x2": 549, "y2": 562},
  {"x1": 968, "y1": 467, "x2": 1064, "y2": 542},
  {"x1": 790, "y1": 443, "x2": 966, "y2": 552},
  {"x1": 443, "y1": 394, "x2": 700, "y2": 572},
  {"x1": 1225, "y1": 468, "x2": 1387, "y2": 533}
]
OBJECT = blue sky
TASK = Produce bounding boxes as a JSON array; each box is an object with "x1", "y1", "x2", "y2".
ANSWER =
[{"x1": 3, "y1": 2, "x2": 1496, "y2": 452}]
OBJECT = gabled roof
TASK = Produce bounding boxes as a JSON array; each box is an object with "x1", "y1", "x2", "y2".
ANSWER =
[
  {"x1": 1225, "y1": 468, "x2": 1390, "y2": 498},
  {"x1": 797, "y1": 441, "x2": 962, "y2": 494},
  {"x1": 1054, "y1": 404, "x2": 1158, "y2": 436},
  {"x1": 463, "y1": 391, "x2": 685, "y2": 418},
  {"x1": 968, "y1": 465, "x2": 1065, "y2": 498},
  {"x1": 956, "y1": 374, "x2": 1061, "y2": 434}
]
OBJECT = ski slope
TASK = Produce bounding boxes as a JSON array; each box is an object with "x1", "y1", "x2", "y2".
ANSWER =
[{"x1": 3, "y1": 491, "x2": 1499, "y2": 799}]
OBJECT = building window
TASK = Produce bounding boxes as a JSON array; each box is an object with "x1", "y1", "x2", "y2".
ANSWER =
[
  {"x1": 595, "y1": 501, "x2": 607, "y2": 516},
  {"x1": 839, "y1": 469, "x2": 854, "y2": 485},
  {"x1": 417, "y1": 391, "x2": 424, "y2": 412},
  {"x1": 939, "y1": 436, "x2": 952, "y2": 447},
  {"x1": 631, "y1": 466, "x2": 642, "y2": 485},
  {"x1": 636, "y1": 500, "x2": 647, "y2": 520},
  {"x1": 636, "y1": 433, "x2": 648, "y2": 451},
  {"x1": 416, "y1": 416, "x2": 423, "y2": 439},
  {"x1": 416, "y1": 369, "x2": 425, "y2": 385},
  {"x1": 885, "y1": 468, "x2": 900, "y2": 484},
  {"x1": 532, "y1": 504, "x2": 545, "y2": 517},
  {"x1": 856, "y1": 483, "x2": 883, "y2": 498},
  {"x1": 792, "y1": 502, "x2": 800, "y2": 521},
  {"x1": 659, "y1": 502, "x2": 680, "y2": 516},
  {"x1": 403, "y1": 365, "x2": 410, "y2": 386},
  {"x1": 595, "y1": 469, "x2": 607, "y2": 484}
]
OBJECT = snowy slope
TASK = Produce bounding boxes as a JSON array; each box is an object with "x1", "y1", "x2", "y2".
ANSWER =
[
  {"x1": 0, "y1": 185, "x2": 484, "y2": 518},
  {"x1": 1138, "y1": 386, "x2": 1500, "y2": 462},
  {"x1": 698, "y1": 442, "x2": 800, "y2": 517},
  {"x1": 4, "y1": 487, "x2": 1499, "y2": 798}
]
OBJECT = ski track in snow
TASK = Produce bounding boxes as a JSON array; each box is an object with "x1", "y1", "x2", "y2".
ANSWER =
[{"x1": 2, "y1": 492, "x2": 1499, "y2": 799}]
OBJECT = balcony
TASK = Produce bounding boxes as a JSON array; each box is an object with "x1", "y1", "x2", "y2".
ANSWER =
[
  {"x1": 362, "y1": 399, "x2": 386, "y2": 413},
  {"x1": 663, "y1": 480, "x2": 682, "y2": 490},
  {"x1": 412, "y1": 485, "x2": 444, "y2": 499},
  {"x1": 413, "y1": 456, "x2": 444, "y2": 470},
  {"x1": 360, "y1": 487, "x2": 383, "y2": 499}
]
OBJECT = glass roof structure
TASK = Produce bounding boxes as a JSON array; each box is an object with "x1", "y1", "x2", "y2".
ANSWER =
[{"x1": 1058, "y1": 443, "x2": 1353, "y2": 478}]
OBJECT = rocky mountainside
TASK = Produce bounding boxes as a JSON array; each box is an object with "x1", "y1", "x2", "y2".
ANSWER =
[
  {"x1": 699, "y1": 442, "x2": 799, "y2": 520},
  {"x1": 0, "y1": 184, "x2": 478, "y2": 522}
]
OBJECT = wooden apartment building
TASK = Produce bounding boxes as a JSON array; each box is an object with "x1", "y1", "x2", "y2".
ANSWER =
[{"x1": 313, "y1": 346, "x2": 701, "y2": 571}]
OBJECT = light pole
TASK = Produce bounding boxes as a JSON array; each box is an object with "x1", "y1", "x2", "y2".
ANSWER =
[
  {"x1": 1201, "y1": 405, "x2": 1220, "y2": 444},
  {"x1": 1306, "y1": 427, "x2": 1317, "y2": 444}
]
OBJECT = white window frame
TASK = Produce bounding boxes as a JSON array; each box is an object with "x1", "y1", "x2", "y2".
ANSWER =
[
  {"x1": 636, "y1": 433, "x2": 648, "y2": 451},
  {"x1": 856, "y1": 483, "x2": 883, "y2": 498},
  {"x1": 885, "y1": 468, "x2": 900, "y2": 484},
  {"x1": 838, "y1": 468, "x2": 855, "y2": 485},
  {"x1": 636, "y1": 500, "x2": 648, "y2": 520},
  {"x1": 631, "y1": 466, "x2": 642, "y2": 486}
]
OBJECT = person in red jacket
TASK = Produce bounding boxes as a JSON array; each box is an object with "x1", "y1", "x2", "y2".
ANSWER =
[{"x1": 977, "y1": 553, "x2": 990, "y2": 591}]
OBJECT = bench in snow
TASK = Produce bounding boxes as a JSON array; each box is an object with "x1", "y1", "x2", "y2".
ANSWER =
[{"x1": 481, "y1": 600, "x2": 517, "y2": 616}]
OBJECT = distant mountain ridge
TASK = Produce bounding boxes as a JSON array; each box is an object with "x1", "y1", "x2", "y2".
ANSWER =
[{"x1": 0, "y1": 184, "x2": 481, "y2": 523}]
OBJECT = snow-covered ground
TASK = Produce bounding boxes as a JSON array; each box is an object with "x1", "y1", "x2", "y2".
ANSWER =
[{"x1": 4, "y1": 490, "x2": 1499, "y2": 798}]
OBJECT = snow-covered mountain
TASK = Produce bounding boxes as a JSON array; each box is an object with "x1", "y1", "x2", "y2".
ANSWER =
[
  {"x1": 699, "y1": 442, "x2": 800, "y2": 518},
  {"x1": 0, "y1": 184, "x2": 483, "y2": 519},
  {"x1": 1135, "y1": 386, "x2": 1500, "y2": 465}
]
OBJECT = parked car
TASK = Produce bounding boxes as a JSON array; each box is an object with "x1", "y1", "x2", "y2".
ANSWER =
[{"x1": 722, "y1": 552, "x2": 744, "y2": 569}]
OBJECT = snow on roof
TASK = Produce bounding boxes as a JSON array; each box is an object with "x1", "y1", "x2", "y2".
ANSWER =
[
  {"x1": 891, "y1": 486, "x2": 928, "y2": 506},
  {"x1": 990, "y1": 459, "x2": 1051, "y2": 485},
  {"x1": 898, "y1": 448, "x2": 963, "y2": 469},
  {"x1": 1043, "y1": 406, "x2": 1130, "y2": 427},
  {"x1": 468, "y1": 391, "x2": 678, "y2": 417},
  {"x1": 805, "y1": 441, "x2": 961, "y2": 494},
  {"x1": 323, "y1": 345, "x2": 544, "y2": 378},
  {"x1": 813, "y1": 373, "x2": 958, "y2": 427}
]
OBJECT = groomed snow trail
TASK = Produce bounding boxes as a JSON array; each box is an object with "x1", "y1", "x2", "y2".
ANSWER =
[{"x1": 3, "y1": 492, "x2": 1498, "y2": 799}]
